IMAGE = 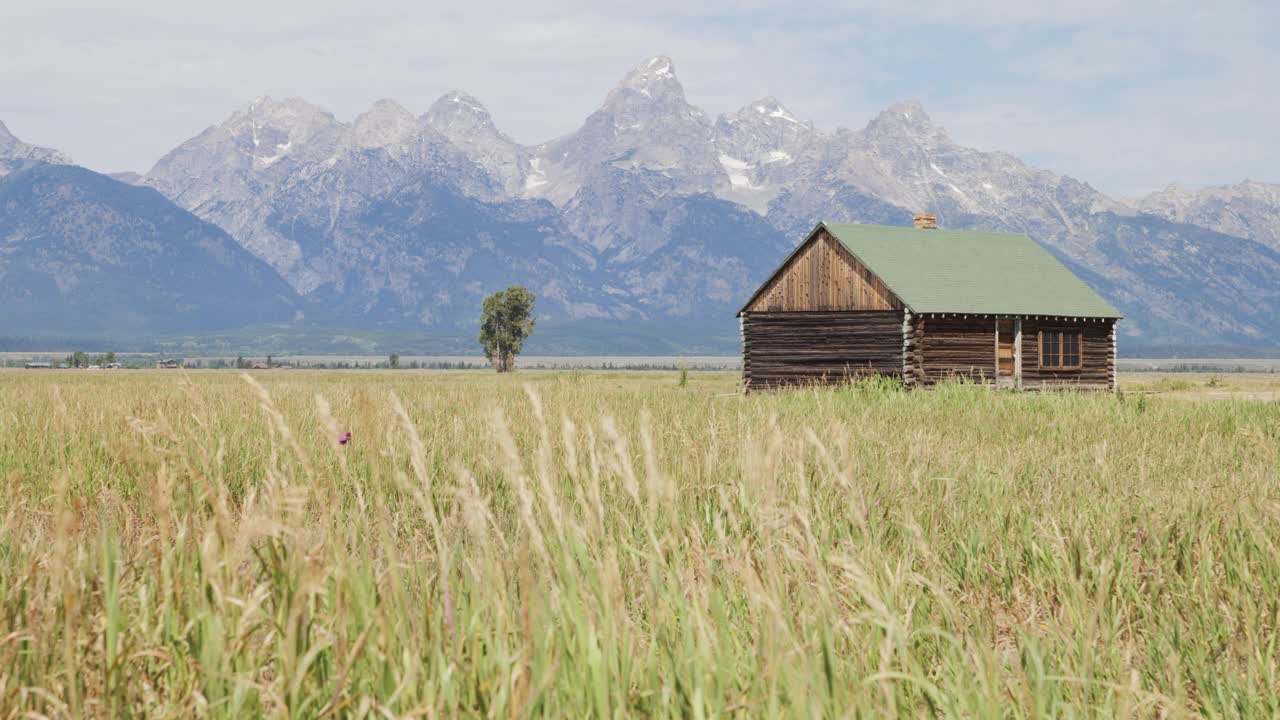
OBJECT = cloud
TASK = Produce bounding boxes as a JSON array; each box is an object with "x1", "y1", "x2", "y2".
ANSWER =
[{"x1": 0, "y1": 0, "x2": 1275, "y2": 194}]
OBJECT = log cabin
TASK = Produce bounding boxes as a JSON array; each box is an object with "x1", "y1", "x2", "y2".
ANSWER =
[{"x1": 739, "y1": 216, "x2": 1122, "y2": 391}]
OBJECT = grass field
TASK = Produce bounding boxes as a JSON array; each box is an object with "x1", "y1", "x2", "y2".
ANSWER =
[{"x1": 1, "y1": 369, "x2": 1278, "y2": 717}]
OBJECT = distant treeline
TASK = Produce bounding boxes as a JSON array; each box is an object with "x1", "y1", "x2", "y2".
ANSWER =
[
  {"x1": 526, "y1": 362, "x2": 735, "y2": 371},
  {"x1": 1122, "y1": 363, "x2": 1277, "y2": 374},
  {"x1": 0, "y1": 357, "x2": 734, "y2": 371},
  {"x1": 212, "y1": 360, "x2": 731, "y2": 371},
  {"x1": 186, "y1": 359, "x2": 490, "y2": 370}
]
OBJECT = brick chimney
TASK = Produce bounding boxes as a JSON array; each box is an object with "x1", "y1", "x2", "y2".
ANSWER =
[{"x1": 913, "y1": 213, "x2": 938, "y2": 230}]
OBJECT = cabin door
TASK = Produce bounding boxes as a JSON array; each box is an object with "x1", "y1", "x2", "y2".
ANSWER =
[{"x1": 996, "y1": 320, "x2": 1016, "y2": 388}]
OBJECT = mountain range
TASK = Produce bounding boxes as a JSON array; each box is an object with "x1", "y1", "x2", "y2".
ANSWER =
[{"x1": 3, "y1": 55, "x2": 1278, "y2": 354}]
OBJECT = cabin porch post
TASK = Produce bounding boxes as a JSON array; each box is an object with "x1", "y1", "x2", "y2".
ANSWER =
[
  {"x1": 1013, "y1": 317, "x2": 1023, "y2": 389},
  {"x1": 993, "y1": 318, "x2": 999, "y2": 387}
]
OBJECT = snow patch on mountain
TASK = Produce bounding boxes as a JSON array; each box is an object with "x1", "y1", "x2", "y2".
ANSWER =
[
  {"x1": 718, "y1": 153, "x2": 756, "y2": 188},
  {"x1": 524, "y1": 157, "x2": 548, "y2": 189}
]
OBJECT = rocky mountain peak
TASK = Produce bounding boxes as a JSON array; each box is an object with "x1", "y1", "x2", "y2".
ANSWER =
[
  {"x1": 592, "y1": 54, "x2": 709, "y2": 135},
  {"x1": 425, "y1": 90, "x2": 496, "y2": 130},
  {"x1": 711, "y1": 97, "x2": 819, "y2": 211},
  {"x1": 607, "y1": 55, "x2": 689, "y2": 107},
  {"x1": 742, "y1": 97, "x2": 803, "y2": 125},
  {"x1": 232, "y1": 96, "x2": 338, "y2": 131},
  {"x1": 530, "y1": 54, "x2": 716, "y2": 206},
  {"x1": 421, "y1": 89, "x2": 528, "y2": 195},
  {"x1": 0, "y1": 118, "x2": 73, "y2": 172},
  {"x1": 423, "y1": 90, "x2": 519, "y2": 157},
  {"x1": 717, "y1": 96, "x2": 816, "y2": 154},
  {"x1": 353, "y1": 98, "x2": 418, "y2": 148},
  {"x1": 1136, "y1": 179, "x2": 1280, "y2": 252},
  {"x1": 863, "y1": 100, "x2": 948, "y2": 145},
  {"x1": 222, "y1": 96, "x2": 343, "y2": 168}
]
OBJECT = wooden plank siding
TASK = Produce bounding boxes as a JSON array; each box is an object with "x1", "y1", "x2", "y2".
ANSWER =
[
  {"x1": 911, "y1": 317, "x2": 999, "y2": 386},
  {"x1": 1021, "y1": 318, "x2": 1116, "y2": 390},
  {"x1": 744, "y1": 230, "x2": 903, "y2": 313},
  {"x1": 742, "y1": 311, "x2": 905, "y2": 390}
]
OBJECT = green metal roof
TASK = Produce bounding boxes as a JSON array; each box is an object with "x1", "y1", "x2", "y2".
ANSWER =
[{"x1": 818, "y1": 222, "x2": 1122, "y2": 318}]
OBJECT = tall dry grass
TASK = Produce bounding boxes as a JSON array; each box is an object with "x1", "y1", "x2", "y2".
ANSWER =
[{"x1": 0, "y1": 369, "x2": 1277, "y2": 717}]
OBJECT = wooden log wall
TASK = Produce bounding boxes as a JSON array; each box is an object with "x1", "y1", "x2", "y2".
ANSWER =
[
  {"x1": 909, "y1": 315, "x2": 925, "y2": 386},
  {"x1": 902, "y1": 311, "x2": 915, "y2": 386},
  {"x1": 742, "y1": 311, "x2": 905, "y2": 390},
  {"x1": 913, "y1": 317, "x2": 998, "y2": 385},
  {"x1": 1109, "y1": 321, "x2": 1117, "y2": 392},
  {"x1": 744, "y1": 231, "x2": 903, "y2": 313},
  {"x1": 1021, "y1": 318, "x2": 1116, "y2": 390}
]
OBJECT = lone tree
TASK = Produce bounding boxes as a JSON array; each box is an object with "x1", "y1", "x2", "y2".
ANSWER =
[{"x1": 479, "y1": 286, "x2": 536, "y2": 372}]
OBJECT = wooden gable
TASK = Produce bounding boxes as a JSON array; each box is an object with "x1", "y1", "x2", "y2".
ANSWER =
[{"x1": 742, "y1": 229, "x2": 903, "y2": 313}]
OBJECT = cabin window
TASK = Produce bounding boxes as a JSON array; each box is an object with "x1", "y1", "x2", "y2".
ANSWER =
[{"x1": 1039, "y1": 330, "x2": 1082, "y2": 370}]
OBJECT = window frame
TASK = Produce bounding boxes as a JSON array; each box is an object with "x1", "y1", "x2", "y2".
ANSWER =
[{"x1": 1037, "y1": 328, "x2": 1084, "y2": 371}]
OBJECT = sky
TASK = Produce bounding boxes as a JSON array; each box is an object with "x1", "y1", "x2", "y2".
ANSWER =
[{"x1": 1, "y1": 0, "x2": 1276, "y2": 196}]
